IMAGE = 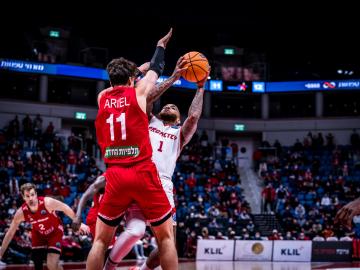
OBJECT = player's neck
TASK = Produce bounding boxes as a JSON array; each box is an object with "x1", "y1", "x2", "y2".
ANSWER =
[
  {"x1": 28, "y1": 202, "x2": 39, "y2": 212},
  {"x1": 162, "y1": 120, "x2": 176, "y2": 126}
]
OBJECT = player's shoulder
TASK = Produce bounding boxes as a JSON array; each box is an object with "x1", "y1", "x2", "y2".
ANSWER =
[{"x1": 97, "y1": 87, "x2": 113, "y2": 105}]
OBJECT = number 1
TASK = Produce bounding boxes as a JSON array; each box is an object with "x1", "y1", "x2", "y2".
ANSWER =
[{"x1": 157, "y1": 141, "x2": 164, "y2": 152}]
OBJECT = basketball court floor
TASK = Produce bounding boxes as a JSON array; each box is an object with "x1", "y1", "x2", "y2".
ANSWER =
[{"x1": 2, "y1": 260, "x2": 360, "y2": 270}]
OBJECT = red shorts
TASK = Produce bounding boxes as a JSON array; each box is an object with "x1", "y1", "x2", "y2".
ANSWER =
[
  {"x1": 32, "y1": 227, "x2": 63, "y2": 253},
  {"x1": 98, "y1": 160, "x2": 172, "y2": 226}
]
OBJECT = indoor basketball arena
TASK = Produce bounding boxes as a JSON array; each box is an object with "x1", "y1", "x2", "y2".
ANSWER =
[{"x1": 1, "y1": 2, "x2": 360, "y2": 270}]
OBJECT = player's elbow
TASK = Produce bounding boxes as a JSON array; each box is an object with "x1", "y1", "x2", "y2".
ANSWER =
[{"x1": 187, "y1": 114, "x2": 200, "y2": 124}]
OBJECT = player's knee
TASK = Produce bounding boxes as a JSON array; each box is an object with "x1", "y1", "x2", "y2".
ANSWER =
[
  {"x1": 46, "y1": 260, "x2": 58, "y2": 270},
  {"x1": 94, "y1": 237, "x2": 111, "y2": 249}
]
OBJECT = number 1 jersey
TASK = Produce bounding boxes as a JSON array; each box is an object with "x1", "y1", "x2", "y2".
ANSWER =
[
  {"x1": 149, "y1": 116, "x2": 182, "y2": 180},
  {"x1": 95, "y1": 86, "x2": 152, "y2": 165}
]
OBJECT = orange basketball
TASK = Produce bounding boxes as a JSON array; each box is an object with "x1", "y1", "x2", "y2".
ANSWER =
[{"x1": 181, "y1": 51, "x2": 210, "y2": 83}]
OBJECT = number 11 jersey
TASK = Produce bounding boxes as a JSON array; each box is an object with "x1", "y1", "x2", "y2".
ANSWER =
[{"x1": 95, "y1": 86, "x2": 152, "y2": 165}]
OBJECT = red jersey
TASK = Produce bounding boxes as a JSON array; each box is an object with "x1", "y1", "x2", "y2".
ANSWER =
[
  {"x1": 22, "y1": 197, "x2": 63, "y2": 236},
  {"x1": 86, "y1": 192, "x2": 103, "y2": 225},
  {"x1": 95, "y1": 86, "x2": 152, "y2": 165}
]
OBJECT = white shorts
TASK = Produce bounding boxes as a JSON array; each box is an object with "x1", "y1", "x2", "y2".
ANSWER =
[{"x1": 125, "y1": 177, "x2": 176, "y2": 225}]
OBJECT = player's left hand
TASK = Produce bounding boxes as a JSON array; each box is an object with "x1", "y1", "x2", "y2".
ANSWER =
[
  {"x1": 157, "y1": 28, "x2": 173, "y2": 49},
  {"x1": 78, "y1": 223, "x2": 90, "y2": 235}
]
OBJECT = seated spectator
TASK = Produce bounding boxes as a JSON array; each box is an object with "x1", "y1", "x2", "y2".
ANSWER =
[
  {"x1": 313, "y1": 234, "x2": 325, "y2": 241},
  {"x1": 297, "y1": 232, "x2": 310, "y2": 240},
  {"x1": 268, "y1": 230, "x2": 281, "y2": 240},
  {"x1": 326, "y1": 236, "x2": 339, "y2": 241}
]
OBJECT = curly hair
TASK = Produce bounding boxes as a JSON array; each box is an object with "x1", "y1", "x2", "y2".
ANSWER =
[{"x1": 106, "y1": 57, "x2": 138, "y2": 86}]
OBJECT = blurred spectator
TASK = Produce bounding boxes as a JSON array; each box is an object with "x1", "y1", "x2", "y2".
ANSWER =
[
  {"x1": 297, "y1": 232, "x2": 310, "y2": 240},
  {"x1": 133, "y1": 239, "x2": 146, "y2": 260},
  {"x1": 313, "y1": 234, "x2": 325, "y2": 241},
  {"x1": 262, "y1": 183, "x2": 276, "y2": 212}
]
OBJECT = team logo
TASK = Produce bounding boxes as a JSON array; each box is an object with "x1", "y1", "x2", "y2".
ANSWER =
[
  {"x1": 55, "y1": 242, "x2": 61, "y2": 248},
  {"x1": 323, "y1": 81, "x2": 336, "y2": 89},
  {"x1": 41, "y1": 210, "x2": 47, "y2": 215},
  {"x1": 252, "y1": 243, "x2": 264, "y2": 254},
  {"x1": 239, "y1": 82, "x2": 248, "y2": 91}
]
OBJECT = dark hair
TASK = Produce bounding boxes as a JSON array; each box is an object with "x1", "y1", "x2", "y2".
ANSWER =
[
  {"x1": 106, "y1": 57, "x2": 138, "y2": 86},
  {"x1": 20, "y1": 183, "x2": 36, "y2": 195}
]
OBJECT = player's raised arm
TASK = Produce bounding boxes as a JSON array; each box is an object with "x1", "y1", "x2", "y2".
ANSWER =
[
  {"x1": 136, "y1": 28, "x2": 172, "y2": 99},
  {"x1": 181, "y1": 71, "x2": 210, "y2": 147},
  {"x1": 0, "y1": 208, "x2": 25, "y2": 260},
  {"x1": 72, "y1": 174, "x2": 106, "y2": 231},
  {"x1": 146, "y1": 56, "x2": 188, "y2": 117}
]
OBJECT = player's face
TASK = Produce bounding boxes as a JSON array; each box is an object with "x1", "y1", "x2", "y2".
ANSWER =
[
  {"x1": 159, "y1": 104, "x2": 180, "y2": 124},
  {"x1": 22, "y1": 189, "x2": 38, "y2": 207}
]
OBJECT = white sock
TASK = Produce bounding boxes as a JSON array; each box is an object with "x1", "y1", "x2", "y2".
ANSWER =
[
  {"x1": 103, "y1": 216, "x2": 146, "y2": 270},
  {"x1": 104, "y1": 230, "x2": 140, "y2": 270},
  {"x1": 140, "y1": 262, "x2": 152, "y2": 270}
]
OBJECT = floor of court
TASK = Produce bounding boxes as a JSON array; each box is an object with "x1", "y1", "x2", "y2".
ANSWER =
[{"x1": 2, "y1": 260, "x2": 360, "y2": 270}]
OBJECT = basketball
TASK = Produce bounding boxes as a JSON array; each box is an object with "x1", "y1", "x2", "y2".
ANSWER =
[{"x1": 181, "y1": 51, "x2": 210, "y2": 83}]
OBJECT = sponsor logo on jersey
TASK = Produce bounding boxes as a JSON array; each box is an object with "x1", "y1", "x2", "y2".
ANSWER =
[
  {"x1": 105, "y1": 145, "x2": 140, "y2": 158},
  {"x1": 149, "y1": 126, "x2": 178, "y2": 140}
]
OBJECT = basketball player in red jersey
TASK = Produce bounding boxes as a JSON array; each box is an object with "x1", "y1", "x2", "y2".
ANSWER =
[
  {"x1": 0, "y1": 183, "x2": 89, "y2": 270},
  {"x1": 87, "y1": 28, "x2": 178, "y2": 270}
]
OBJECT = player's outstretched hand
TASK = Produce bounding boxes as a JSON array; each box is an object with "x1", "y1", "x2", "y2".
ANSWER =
[{"x1": 157, "y1": 28, "x2": 173, "y2": 49}]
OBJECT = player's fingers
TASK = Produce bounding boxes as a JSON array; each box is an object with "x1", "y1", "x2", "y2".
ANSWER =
[
  {"x1": 179, "y1": 59, "x2": 188, "y2": 68},
  {"x1": 178, "y1": 67, "x2": 188, "y2": 73},
  {"x1": 177, "y1": 56, "x2": 184, "y2": 64}
]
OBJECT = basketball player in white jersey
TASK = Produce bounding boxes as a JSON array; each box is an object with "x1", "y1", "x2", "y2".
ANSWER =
[{"x1": 103, "y1": 59, "x2": 209, "y2": 270}]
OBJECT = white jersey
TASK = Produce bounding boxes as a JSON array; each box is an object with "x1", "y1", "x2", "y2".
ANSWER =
[{"x1": 149, "y1": 116, "x2": 182, "y2": 181}]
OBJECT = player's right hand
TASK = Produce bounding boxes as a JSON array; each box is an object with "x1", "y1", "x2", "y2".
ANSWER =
[
  {"x1": 71, "y1": 216, "x2": 82, "y2": 231},
  {"x1": 172, "y1": 56, "x2": 188, "y2": 79},
  {"x1": 157, "y1": 28, "x2": 173, "y2": 49}
]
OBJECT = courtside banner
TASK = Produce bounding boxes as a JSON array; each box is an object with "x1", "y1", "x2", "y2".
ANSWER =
[
  {"x1": 196, "y1": 240, "x2": 235, "y2": 261},
  {"x1": 273, "y1": 241, "x2": 312, "y2": 262},
  {"x1": 312, "y1": 241, "x2": 352, "y2": 262},
  {"x1": 234, "y1": 240, "x2": 273, "y2": 261}
]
